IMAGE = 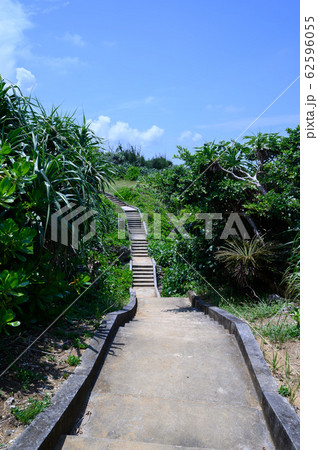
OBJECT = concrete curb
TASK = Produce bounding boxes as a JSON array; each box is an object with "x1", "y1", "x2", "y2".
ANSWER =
[
  {"x1": 187, "y1": 291, "x2": 300, "y2": 450},
  {"x1": 152, "y1": 258, "x2": 161, "y2": 298},
  {"x1": 11, "y1": 291, "x2": 137, "y2": 450}
]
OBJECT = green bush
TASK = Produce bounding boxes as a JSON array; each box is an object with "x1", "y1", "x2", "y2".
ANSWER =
[
  {"x1": 0, "y1": 77, "x2": 131, "y2": 333},
  {"x1": 143, "y1": 127, "x2": 299, "y2": 297},
  {"x1": 124, "y1": 166, "x2": 140, "y2": 180}
]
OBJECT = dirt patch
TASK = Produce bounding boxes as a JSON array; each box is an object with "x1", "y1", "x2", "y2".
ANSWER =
[
  {"x1": 0, "y1": 319, "x2": 97, "y2": 448},
  {"x1": 254, "y1": 328, "x2": 300, "y2": 415},
  {"x1": 247, "y1": 312, "x2": 300, "y2": 415}
]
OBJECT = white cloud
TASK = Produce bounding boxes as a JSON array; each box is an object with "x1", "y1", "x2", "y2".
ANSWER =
[
  {"x1": 179, "y1": 130, "x2": 203, "y2": 143},
  {"x1": 0, "y1": 0, "x2": 32, "y2": 80},
  {"x1": 0, "y1": 1, "x2": 80, "y2": 84},
  {"x1": 63, "y1": 32, "x2": 86, "y2": 47},
  {"x1": 16, "y1": 67, "x2": 37, "y2": 94},
  {"x1": 89, "y1": 115, "x2": 164, "y2": 147}
]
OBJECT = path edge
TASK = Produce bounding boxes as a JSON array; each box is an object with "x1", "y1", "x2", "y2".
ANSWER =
[
  {"x1": 187, "y1": 290, "x2": 300, "y2": 450},
  {"x1": 11, "y1": 290, "x2": 137, "y2": 450}
]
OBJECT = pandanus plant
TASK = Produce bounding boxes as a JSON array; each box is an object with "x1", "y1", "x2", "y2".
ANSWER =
[
  {"x1": 215, "y1": 235, "x2": 276, "y2": 289},
  {"x1": 0, "y1": 77, "x2": 116, "y2": 241},
  {"x1": 0, "y1": 77, "x2": 118, "y2": 330}
]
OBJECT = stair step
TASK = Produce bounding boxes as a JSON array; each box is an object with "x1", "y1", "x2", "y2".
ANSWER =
[
  {"x1": 132, "y1": 245, "x2": 148, "y2": 247},
  {"x1": 133, "y1": 273, "x2": 153, "y2": 275},
  {"x1": 133, "y1": 273, "x2": 153, "y2": 280},
  {"x1": 133, "y1": 268, "x2": 153, "y2": 271},
  {"x1": 133, "y1": 271, "x2": 153, "y2": 274},
  {"x1": 131, "y1": 240, "x2": 148, "y2": 243},
  {"x1": 133, "y1": 284, "x2": 155, "y2": 287},
  {"x1": 58, "y1": 435, "x2": 203, "y2": 449},
  {"x1": 133, "y1": 272, "x2": 153, "y2": 275}
]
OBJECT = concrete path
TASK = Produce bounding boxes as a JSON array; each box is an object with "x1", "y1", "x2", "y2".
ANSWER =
[
  {"x1": 60, "y1": 296, "x2": 274, "y2": 449},
  {"x1": 59, "y1": 194, "x2": 275, "y2": 449}
]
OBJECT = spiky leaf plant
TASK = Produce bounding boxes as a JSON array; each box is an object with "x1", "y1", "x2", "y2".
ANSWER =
[{"x1": 215, "y1": 236, "x2": 275, "y2": 287}]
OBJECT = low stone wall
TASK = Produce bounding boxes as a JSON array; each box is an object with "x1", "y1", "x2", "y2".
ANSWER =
[
  {"x1": 12, "y1": 291, "x2": 137, "y2": 450},
  {"x1": 188, "y1": 291, "x2": 300, "y2": 450}
]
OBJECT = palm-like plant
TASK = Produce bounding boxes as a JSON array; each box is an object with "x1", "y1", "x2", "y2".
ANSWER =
[
  {"x1": 1, "y1": 79, "x2": 116, "y2": 235},
  {"x1": 0, "y1": 77, "x2": 122, "y2": 330},
  {"x1": 215, "y1": 236, "x2": 275, "y2": 287}
]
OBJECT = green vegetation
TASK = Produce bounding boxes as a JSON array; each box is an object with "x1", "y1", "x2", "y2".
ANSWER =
[
  {"x1": 112, "y1": 147, "x2": 300, "y2": 408},
  {"x1": 115, "y1": 128, "x2": 300, "y2": 402},
  {"x1": 14, "y1": 367, "x2": 45, "y2": 384},
  {"x1": 0, "y1": 76, "x2": 300, "y2": 415},
  {"x1": 11, "y1": 394, "x2": 51, "y2": 424},
  {"x1": 106, "y1": 144, "x2": 172, "y2": 180},
  {"x1": 278, "y1": 385, "x2": 291, "y2": 398},
  {"x1": 124, "y1": 166, "x2": 140, "y2": 180},
  {"x1": 66, "y1": 355, "x2": 81, "y2": 366},
  {"x1": 215, "y1": 236, "x2": 276, "y2": 288},
  {"x1": 260, "y1": 320, "x2": 299, "y2": 344},
  {"x1": 141, "y1": 127, "x2": 300, "y2": 303},
  {"x1": 0, "y1": 77, "x2": 131, "y2": 335},
  {"x1": 73, "y1": 337, "x2": 88, "y2": 349}
]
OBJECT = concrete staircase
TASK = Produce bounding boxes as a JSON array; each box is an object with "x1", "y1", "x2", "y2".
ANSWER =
[
  {"x1": 105, "y1": 192, "x2": 157, "y2": 296},
  {"x1": 58, "y1": 193, "x2": 275, "y2": 449},
  {"x1": 58, "y1": 297, "x2": 275, "y2": 450},
  {"x1": 104, "y1": 192, "x2": 128, "y2": 208}
]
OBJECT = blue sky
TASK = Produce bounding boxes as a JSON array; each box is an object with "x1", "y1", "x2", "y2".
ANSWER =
[{"x1": 1, "y1": 0, "x2": 299, "y2": 161}]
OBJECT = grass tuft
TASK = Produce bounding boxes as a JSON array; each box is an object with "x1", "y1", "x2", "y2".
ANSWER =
[
  {"x1": 66, "y1": 355, "x2": 81, "y2": 366},
  {"x1": 11, "y1": 394, "x2": 51, "y2": 424}
]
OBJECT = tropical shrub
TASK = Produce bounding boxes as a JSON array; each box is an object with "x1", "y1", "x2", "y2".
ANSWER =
[
  {"x1": 0, "y1": 77, "x2": 130, "y2": 333},
  {"x1": 215, "y1": 236, "x2": 276, "y2": 288},
  {"x1": 143, "y1": 127, "x2": 299, "y2": 296},
  {"x1": 124, "y1": 166, "x2": 140, "y2": 180}
]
